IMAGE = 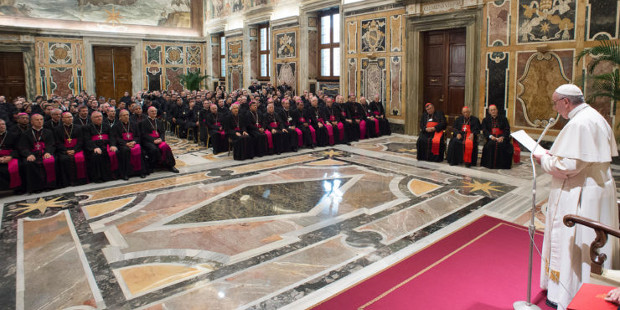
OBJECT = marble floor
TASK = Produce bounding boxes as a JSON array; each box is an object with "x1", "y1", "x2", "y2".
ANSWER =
[{"x1": 1, "y1": 134, "x2": 615, "y2": 310}]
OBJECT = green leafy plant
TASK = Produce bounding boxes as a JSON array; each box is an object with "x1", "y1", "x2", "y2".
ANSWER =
[
  {"x1": 576, "y1": 40, "x2": 620, "y2": 104},
  {"x1": 179, "y1": 71, "x2": 210, "y2": 91}
]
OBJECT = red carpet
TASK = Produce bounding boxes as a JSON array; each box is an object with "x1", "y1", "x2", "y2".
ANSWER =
[{"x1": 312, "y1": 215, "x2": 554, "y2": 310}]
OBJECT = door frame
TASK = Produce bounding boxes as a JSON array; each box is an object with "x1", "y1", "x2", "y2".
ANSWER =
[
  {"x1": 405, "y1": 8, "x2": 482, "y2": 135},
  {"x1": 83, "y1": 38, "x2": 142, "y2": 97},
  {"x1": 0, "y1": 44, "x2": 36, "y2": 101}
]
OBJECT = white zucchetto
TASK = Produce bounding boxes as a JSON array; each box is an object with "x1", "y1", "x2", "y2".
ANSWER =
[{"x1": 555, "y1": 84, "x2": 583, "y2": 97}]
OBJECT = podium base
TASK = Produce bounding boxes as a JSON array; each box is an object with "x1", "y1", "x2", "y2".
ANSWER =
[{"x1": 513, "y1": 301, "x2": 541, "y2": 310}]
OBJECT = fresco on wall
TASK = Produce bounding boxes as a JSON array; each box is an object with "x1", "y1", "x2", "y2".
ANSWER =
[
  {"x1": 276, "y1": 62, "x2": 296, "y2": 93},
  {"x1": 518, "y1": 0, "x2": 575, "y2": 43},
  {"x1": 487, "y1": 0, "x2": 510, "y2": 46},
  {"x1": 35, "y1": 38, "x2": 86, "y2": 98},
  {"x1": 361, "y1": 58, "x2": 386, "y2": 104},
  {"x1": 275, "y1": 32, "x2": 296, "y2": 59},
  {"x1": 587, "y1": 0, "x2": 619, "y2": 40},
  {"x1": 142, "y1": 42, "x2": 204, "y2": 92},
  {"x1": 208, "y1": 0, "x2": 274, "y2": 20},
  {"x1": 516, "y1": 51, "x2": 573, "y2": 128},
  {"x1": 319, "y1": 82, "x2": 339, "y2": 98},
  {"x1": 390, "y1": 56, "x2": 402, "y2": 115},
  {"x1": 0, "y1": 0, "x2": 192, "y2": 28},
  {"x1": 486, "y1": 52, "x2": 509, "y2": 110},
  {"x1": 361, "y1": 18, "x2": 386, "y2": 53}
]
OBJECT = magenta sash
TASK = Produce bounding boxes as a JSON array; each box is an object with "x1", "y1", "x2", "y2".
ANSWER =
[
  {"x1": 74, "y1": 151, "x2": 86, "y2": 179},
  {"x1": 106, "y1": 145, "x2": 118, "y2": 171},
  {"x1": 299, "y1": 117, "x2": 306, "y2": 123},
  {"x1": 265, "y1": 130, "x2": 273, "y2": 149},
  {"x1": 374, "y1": 111, "x2": 381, "y2": 116},
  {"x1": 295, "y1": 128, "x2": 303, "y2": 146},
  {"x1": 330, "y1": 115, "x2": 336, "y2": 122},
  {"x1": 91, "y1": 134, "x2": 109, "y2": 141},
  {"x1": 269, "y1": 122, "x2": 278, "y2": 128},
  {"x1": 65, "y1": 139, "x2": 86, "y2": 179},
  {"x1": 215, "y1": 122, "x2": 226, "y2": 138},
  {"x1": 158, "y1": 142, "x2": 171, "y2": 163},
  {"x1": 150, "y1": 130, "x2": 171, "y2": 163},
  {"x1": 33, "y1": 142, "x2": 45, "y2": 152},
  {"x1": 359, "y1": 120, "x2": 367, "y2": 139},
  {"x1": 0, "y1": 149, "x2": 21, "y2": 188},
  {"x1": 130, "y1": 144, "x2": 142, "y2": 171},
  {"x1": 325, "y1": 123, "x2": 334, "y2": 145},
  {"x1": 43, "y1": 156, "x2": 56, "y2": 183},
  {"x1": 123, "y1": 132, "x2": 134, "y2": 141},
  {"x1": 337, "y1": 122, "x2": 345, "y2": 141},
  {"x1": 32, "y1": 142, "x2": 56, "y2": 183},
  {"x1": 65, "y1": 138, "x2": 77, "y2": 148},
  {"x1": 309, "y1": 125, "x2": 317, "y2": 144},
  {"x1": 373, "y1": 118, "x2": 380, "y2": 135}
]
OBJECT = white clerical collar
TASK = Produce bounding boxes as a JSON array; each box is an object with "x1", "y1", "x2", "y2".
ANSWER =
[{"x1": 568, "y1": 103, "x2": 587, "y2": 119}]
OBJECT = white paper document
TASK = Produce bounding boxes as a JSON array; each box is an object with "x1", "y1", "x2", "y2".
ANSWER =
[{"x1": 511, "y1": 130, "x2": 547, "y2": 155}]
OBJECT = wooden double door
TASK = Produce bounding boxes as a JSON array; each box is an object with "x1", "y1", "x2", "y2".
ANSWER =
[
  {"x1": 422, "y1": 28, "x2": 466, "y2": 129},
  {"x1": 93, "y1": 46, "x2": 132, "y2": 101},
  {"x1": 0, "y1": 52, "x2": 26, "y2": 102}
]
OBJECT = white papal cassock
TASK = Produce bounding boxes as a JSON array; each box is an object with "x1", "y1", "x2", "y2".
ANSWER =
[{"x1": 539, "y1": 103, "x2": 619, "y2": 310}]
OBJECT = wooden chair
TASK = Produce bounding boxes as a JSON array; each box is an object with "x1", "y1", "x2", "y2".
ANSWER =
[
  {"x1": 563, "y1": 204, "x2": 620, "y2": 286},
  {"x1": 187, "y1": 127, "x2": 196, "y2": 142}
]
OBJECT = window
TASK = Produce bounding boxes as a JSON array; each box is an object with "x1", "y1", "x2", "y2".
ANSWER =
[
  {"x1": 258, "y1": 24, "x2": 270, "y2": 80},
  {"x1": 319, "y1": 9, "x2": 340, "y2": 79},
  {"x1": 220, "y1": 35, "x2": 226, "y2": 78}
]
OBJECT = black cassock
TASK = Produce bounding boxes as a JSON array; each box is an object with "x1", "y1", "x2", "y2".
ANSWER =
[
  {"x1": 416, "y1": 111, "x2": 447, "y2": 162},
  {"x1": 139, "y1": 117, "x2": 176, "y2": 171},
  {"x1": 355, "y1": 103, "x2": 378, "y2": 139},
  {"x1": 224, "y1": 112, "x2": 255, "y2": 160},
  {"x1": 305, "y1": 106, "x2": 329, "y2": 147},
  {"x1": 320, "y1": 105, "x2": 347, "y2": 144},
  {"x1": 84, "y1": 123, "x2": 116, "y2": 182},
  {"x1": 262, "y1": 111, "x2": 288, "y2": 154},
  {"x1": 54, "y1": 124, "x2": 88, "y2": 187},
  {"x1": 369, "y1": 100, "x2": 391, "y2": 136},
  {"x1": 18, "y1": 128, "x2": 56, "y2": 193},
  {"x1": 341, "y1": 102, "x2": 360, "y2": 141},
  {"x1": 480, "y1": 115, "x2": 513, "y2": 169},
  {"x1": 205, "y1": 111, "x2": 229, "y2": 154},
  {"x1": 0, "y1": 130, "x2": 22, "y2": 191},
  {"x1": 277, "y1": 108, "x2": 300, "y2": 152},
  {"x1": 293, "y1": 108, "x2": 314, "y2": 147},
  {"x1": 246, "y1": 110, "x2": 269, "y2": 156},
  {"x1": 112, "y1": 121, "x2": 146, "y2": 178},
  {"x1": 446, "y1": 116, "x2": 481, "y2": 166}
]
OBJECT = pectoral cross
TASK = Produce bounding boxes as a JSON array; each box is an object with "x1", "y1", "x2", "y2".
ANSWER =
[
  {"x1": 67, "y1": 138, "x2": 72, "y2": 143},
  {"x1": 99, "y1": 134, "x2": 103, "y2": 139}
]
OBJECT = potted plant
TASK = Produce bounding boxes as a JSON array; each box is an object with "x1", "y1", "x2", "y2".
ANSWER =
[{"x1": 179, "y1": 71, "x2": 210, "y2": 91}]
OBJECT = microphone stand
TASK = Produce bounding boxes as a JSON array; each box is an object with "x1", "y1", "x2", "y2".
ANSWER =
[{"x1": 514, "y1": 118, "x2": 554, "y2": 310}]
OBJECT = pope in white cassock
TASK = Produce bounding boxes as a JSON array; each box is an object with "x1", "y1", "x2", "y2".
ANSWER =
[{"x1": 534, "y1": 84, "x2": 619, "y2": 309}]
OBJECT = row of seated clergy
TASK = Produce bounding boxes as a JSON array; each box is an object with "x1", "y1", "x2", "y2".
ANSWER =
[
  {"x1": 417, "y1": 103, "x2": 516, "y2": 169},
  {"x1": 207, "y1": 97, "x2": 391, "y2": 160},
  {"x1": 0, "y1": 108, "x2": 177, "y2": 194}
]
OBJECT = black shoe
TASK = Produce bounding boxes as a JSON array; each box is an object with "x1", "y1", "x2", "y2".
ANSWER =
[
  {"x1": 170, "y1": 167, "x2": 179, "y2": 173},
  {"x1": 465, "y1": 164, "x2": 471, "y2": 168},
  {"x1": 140, "y1": 173, "x2": 147, "y2": 178},
  {"x1": 122, "y1": 175, "x2": 129, "y2": 180}
]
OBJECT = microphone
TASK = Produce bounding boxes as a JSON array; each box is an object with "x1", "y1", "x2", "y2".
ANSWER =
[
  {"x1": 515, "y1": 117, "x2": 556, "y2": 310},
  {"x1": 533, "y1": 118, "x2": 555, "y2": 154}
]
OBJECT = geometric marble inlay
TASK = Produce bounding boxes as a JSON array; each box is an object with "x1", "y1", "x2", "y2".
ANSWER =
[
  {"x1": 166, "y1": 178, "x2": 350, "y2": 225},
  {"x1": 1, "y1": 142, "x2": 535, "y2": 310},
  {"x1": 116, "y1": 263, "x2": 210, "y2": 298}
]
